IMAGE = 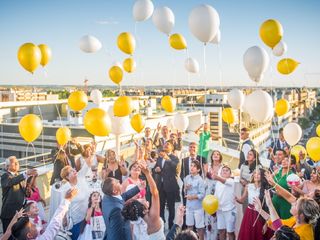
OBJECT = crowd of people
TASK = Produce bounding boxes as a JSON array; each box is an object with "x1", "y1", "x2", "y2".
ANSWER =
[{"x1": 0, "y1": 123, "x2": 320, "y2": 240}]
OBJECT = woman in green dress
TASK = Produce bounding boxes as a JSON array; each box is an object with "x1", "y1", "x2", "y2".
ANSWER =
[{"x1": 272, "y1": 156, "x2": 293, "y2": 219}]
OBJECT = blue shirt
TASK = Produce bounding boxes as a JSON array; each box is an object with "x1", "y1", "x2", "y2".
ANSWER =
[{"x1": 184, "y1": 174, "x2": 205, "y2": 210}]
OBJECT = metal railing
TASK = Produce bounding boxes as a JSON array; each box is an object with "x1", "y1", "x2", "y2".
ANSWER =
[{"x1": 0, "y1": 152, "x2": 52, "y2": 171}]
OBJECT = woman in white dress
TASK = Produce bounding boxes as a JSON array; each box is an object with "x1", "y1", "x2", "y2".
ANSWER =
[
  {"x1": 122, "y1": 161, "x2": 165, "y2": 240},
  {"x1": 205, "y1": 150, "x2": 223, "y2": 240}
]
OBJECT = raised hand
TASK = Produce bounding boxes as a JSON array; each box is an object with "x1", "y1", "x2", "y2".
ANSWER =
[
  {"x1": 265, "y1": 171, "x2": 276, "y2": 187},
  {"x1": 157, "y1": 123, "x2": 161, "y2": 132},
  {"x1": 264, "y1": 189, "x2": 273, "y2": 207},
  {"x1": 138, "y1": 180, "x2": 146, "y2": 190},
  {"x1": 253, "y1": 196, "x2": 262, "y2": 212},
  {"x1": 175, "y1": 205, "x2": 185, "y2": 227}
]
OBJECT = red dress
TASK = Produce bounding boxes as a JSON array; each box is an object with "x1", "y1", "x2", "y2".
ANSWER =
[{"x1": 238, "y1": 184, "x2": 273, "y2": 240}]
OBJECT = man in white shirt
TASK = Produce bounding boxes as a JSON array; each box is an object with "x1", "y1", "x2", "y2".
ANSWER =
[{"x1": 11, "y1": 188, "x2": 78, "y2": 240}]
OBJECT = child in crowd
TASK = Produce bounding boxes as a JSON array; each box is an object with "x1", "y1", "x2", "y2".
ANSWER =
[
  {"x1": 184, "y1": 160, "x2": 206, "y2": 240},
  {"x1": 25, "y1": 201, "x2": 46, "y2": 235},
  {"x1": 236, "y1": 168, "x2": 273, "y2": 240},
  {"x1": 78, "y1": 191, "x2": 106, "y2": 240},
  {"x1": 212, "y1": 165, "x2": 236, "y2": 240},
  {"x1": 26, "y1": 175, "x2": 47, "y2": 222}
]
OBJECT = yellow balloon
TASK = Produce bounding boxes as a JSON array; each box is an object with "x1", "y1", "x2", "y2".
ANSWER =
[
  {"x1": 317, "y1": 124, "x2": 320, "y2": 137},
  {"x1": 113, "y1": 96, "x2": 133, "y2": 117},
  {"x1": 202, "y1": 195, "x2": 219, "y2": 215},
  {"x1": 306, "y1": 137, "x2": 320, "y2": 162},
  {"x1": 68, "y1": 91, "x2": 88, "y2": 111},
  {"x1": 109, "y1": 66, "x2": 123, "y2": 85},
  {"x1": 169, "y1": 33, "x2": 187, "y2": 50},
  {"x1": 84, "y1": 108, "x2": 111, "y2": 136},
  {"x1": 291, "y1": 145, "x2": 307, "y2": 162},
  {"x1": 19, "y1": 114, "x2": 43, "y2": 143},
  {"x1": 131, "y1": 114, "x2": 145, "y2": 133},
  {"x1": 222, "y1": 108, "x2": 235, "y2": 124},
  {"x1": 123, "y1": 58, "x2": 136, "y2": 73},
  {"x1": 38, "y1": 44, "x2": 52, "y2": 67},
  {"x1": 277, "y1": 58, "x2": 299, "y2": 75},
  {"x1": 117, "y1": 32, "x2": 136, "y2": 55},
  {"x1": 56, "y1": 127, "x2": 71, "y2": 146},
  {"x1": 259, "y1": 19, "x2": 283, "y2": 48},
  {"x1": 275, "y1": 99, "x2": 290, "y2": 116},
  {"x1": 161, "y1": 96, "x2": 176, "y2": 113},
  {"x1": 17, "y1": 43, "x2": 42, "y2": 73}
]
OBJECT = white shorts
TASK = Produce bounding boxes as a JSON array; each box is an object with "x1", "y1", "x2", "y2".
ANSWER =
[
  {"x1": 216, "y1": 208, "x2": 236, "y2": 233},
  {"x1": 186, "y1": 208, "x2": 205, "y2": 229}
]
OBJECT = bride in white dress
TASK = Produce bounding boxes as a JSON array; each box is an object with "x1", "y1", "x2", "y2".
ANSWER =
[{"x1": 122, "y1": 161, "x2": 165, "y2": 240}]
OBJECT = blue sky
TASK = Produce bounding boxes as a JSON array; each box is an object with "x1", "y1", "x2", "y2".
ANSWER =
[{"x1": 0, "y1": 0, "x2": 319, "y2": 87}]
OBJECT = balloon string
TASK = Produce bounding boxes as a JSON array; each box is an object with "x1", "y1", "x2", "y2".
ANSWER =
[
  {"x1": 203, "y1": 44, "x2": 207, "y2": 117},
  {"x1": 55, "y1": 104, "x2": 63, "y2": 128},
  {"x1": 37, "y1": 105, "x2": 45, "y2": 160},
  {"x1": 43, "y1": 67, "x2": 48, "y2": 78},
  {"x1": 134, "y1": 21, "x2": 142, "y2": 112},
  {"x1": 25, "y1": 142, "x2": 30, "y2": 169},
  {"x1": 268, "y1": 49, "x2": 277, "y2": 150}
]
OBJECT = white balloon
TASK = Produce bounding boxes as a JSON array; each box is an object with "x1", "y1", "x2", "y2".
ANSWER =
[
  {"x1": 133, "y1": 0, "x2": 154, "y2": 22},
  {"x1": 273, "y1": 41, "x2": 287, "y2": 57},
  {"x1": 152, "y1": 6, "x2": 175, "y2": 35},
  {"x1": 245, "y1": 90, "x2": 273, "y2": 123},
  {"x1": 283, "y1": 122, "x2": 302, "y2": 146},
  {"x1": 227, "y1": 89, "x2": 245, "y2": 110},
  {"x1": 183, "y1": 132, "x2": 200, "y2": 143},
  {"x1": 173, "y1": 113, "x2": 189, "y2": 132},
  {"x1": 90, "y1": 89, "x2": 103, "y2": 105},
  {"x1": 189, "y1": 4, "x2": 220, "y2": 43},
  {"x1": 210, "y1": 29, "x2": 221, "y2": 44},
  {"x1": 243, "y1": 46, "x2": 269, "y2": 83},
  {"x1": 111, "y1": 116, "x2": 130, "y2": 135},
  {"x1": 286, "y1": 173, "x2": 302, "y2": 186},
  {"x1": 166, "y1": 118, "x2": 174, "y2": 130},
  {"x1": 184, "y1": 57, "x2": 199, "y2": 73},
  {"x1": 79, "y1": 35, "x2": 102, "y2": 53}
]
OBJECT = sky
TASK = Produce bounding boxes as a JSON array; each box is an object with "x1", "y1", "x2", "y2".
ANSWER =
[{"x1": 0, "y1": 0, "x2": 319, "y2": 87}]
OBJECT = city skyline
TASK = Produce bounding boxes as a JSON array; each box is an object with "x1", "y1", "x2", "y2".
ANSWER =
[{"x1": 0, "y1": 0, "x2": 319, "y2": 87}]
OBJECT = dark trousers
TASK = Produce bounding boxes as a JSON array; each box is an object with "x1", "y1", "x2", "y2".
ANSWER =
[
  {"x1": 71, "y1": 221, "x2": 82, "y2": 240},
  {"x1": 159, "y1": 184, "x2": 176, "y2": 229},
  {"x1": 1, "y1": 218, "x2": 12, "y2": 234}
]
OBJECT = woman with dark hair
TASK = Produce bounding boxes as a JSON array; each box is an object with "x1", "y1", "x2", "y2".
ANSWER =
[
  {"x1": 122, "y1": 161, "x2": 165, "y2": 239},
  {"x1": 272, "y1": 156, "x2": 293, "y2": 219},
  {"x1": 236, "y1": 168, "x2": 273, "y2": 240},
  {"x1": 50, "y1": 149, "x2": 72, "y2": 185},
  {"x1": 78, "y1": 191, "x2": 105, "y2": 240},
  {"x1": 240, "y1": 149, "x2": 261, "y2": 186},
  {"x1": 121, "y1": 161, "x2": 146, "y2": 199}
]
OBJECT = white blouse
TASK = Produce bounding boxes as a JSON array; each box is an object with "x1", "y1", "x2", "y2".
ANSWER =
[{"x1": 247, "y1": 183, "x2": 260, "y2": 205}]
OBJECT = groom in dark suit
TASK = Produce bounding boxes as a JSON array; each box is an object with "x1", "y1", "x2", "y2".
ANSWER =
[
  {"x1": 102, "y1": 177, "x2": 145, "y2": 240},
  {"x1": 153, "y1": 141, "x2": 180, "y2": 229},
  {"x1": 1, "y1": 156, "x2": 37, "y2": 232}
]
